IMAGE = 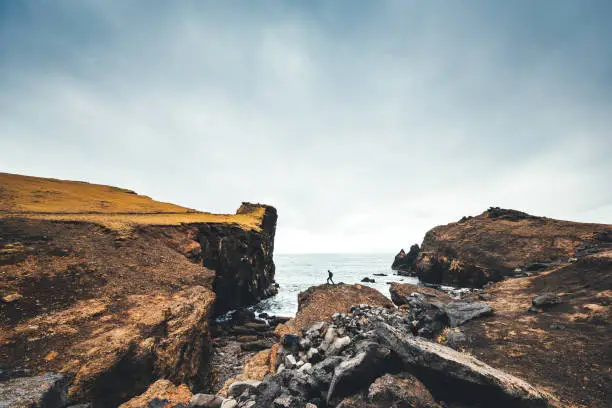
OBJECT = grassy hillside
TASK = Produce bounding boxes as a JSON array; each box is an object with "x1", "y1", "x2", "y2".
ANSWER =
[{"x1": 0, "y1": 172, "x2": 265, "y2": 232}]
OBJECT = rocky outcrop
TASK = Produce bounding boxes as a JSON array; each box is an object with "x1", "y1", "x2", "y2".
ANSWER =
[
  {"x1": 411, "y1": 207, "x2": 612, "y2": 287},
  {"x1": 199, "y1": 203, "x2": 278, "y2": 314},
  {"x1": 0, "y1": 174, "x2": 278, "y2": 407},
  {"x1": 391, "y1": 244, "x2": 419, "y2": 274},
  {"x1": 274, "y1": 284, "x2": 394, "y2": 337}
]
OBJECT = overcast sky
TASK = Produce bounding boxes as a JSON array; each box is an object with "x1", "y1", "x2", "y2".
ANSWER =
[{"x1": 1, "y1": 1, "x2": 611, "y2": 253}]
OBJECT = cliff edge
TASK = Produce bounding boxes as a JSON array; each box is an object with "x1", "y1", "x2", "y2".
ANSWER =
[{"x1": 0, "y1": 172, "x2": 277, "y2": 406}]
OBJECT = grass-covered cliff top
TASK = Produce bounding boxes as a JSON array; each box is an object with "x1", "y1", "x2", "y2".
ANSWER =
[{"x1": 0, "y1": 172, "x2": 266, "y2": 232}]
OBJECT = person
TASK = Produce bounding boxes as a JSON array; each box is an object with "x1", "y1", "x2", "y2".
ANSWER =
[{"x1": 326, "y1": 269, "x2": 335, "y2": 285}]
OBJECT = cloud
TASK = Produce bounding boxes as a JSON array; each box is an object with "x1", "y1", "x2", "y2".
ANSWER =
[{"x1": 1, "y1": 1, "x2": 611, "y2": 253}]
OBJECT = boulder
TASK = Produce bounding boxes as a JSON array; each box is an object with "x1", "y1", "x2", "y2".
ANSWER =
[
  {"x1": 0, "y1": 373, "x2": 67, "y2": 408},
  {"x1": 369, "y1": 323, "x2": 556, "y2": 407},
  {"x1": 444, "y1": 301, "x2": 494, "y2": 327},
  {"x1": 327, "y1": 341, "x2": 402, "y2": 404},
  {"x1": 532, "y1": 294, "x2": 561, "y2": 309},
  {"x1": 361, "y1": 277, "x2": 376, "y2": 283}
]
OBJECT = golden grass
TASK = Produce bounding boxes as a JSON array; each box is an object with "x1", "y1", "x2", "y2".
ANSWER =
[{"x1": 0, "y1": 172, "x2": 265, "y2": 232}]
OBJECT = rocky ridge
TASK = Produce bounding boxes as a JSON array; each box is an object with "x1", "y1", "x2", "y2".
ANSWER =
[{"x1": 394, "y1": 207, "x2": 612, "y2": 287}]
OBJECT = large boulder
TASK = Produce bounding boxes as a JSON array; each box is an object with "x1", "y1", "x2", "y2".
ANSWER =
[
  {"x1": 444, "y1": 301, "x2": 494, "y2": 327},
  {"x1": 369, "y1": 323, "x2": 557, "y2": 407}
]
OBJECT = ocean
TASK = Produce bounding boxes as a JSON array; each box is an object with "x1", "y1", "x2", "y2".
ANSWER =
[{"x1": 251, "y1": 253, "x2": 419, "y2": 317}]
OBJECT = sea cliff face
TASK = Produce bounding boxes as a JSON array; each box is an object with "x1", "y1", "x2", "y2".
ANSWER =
[
  {"x1": 199, "y1": 203, "x2": 278, "y2": 314},
  {"x1": 0, "y1": 173, "x2": 278, "y2": 407}
]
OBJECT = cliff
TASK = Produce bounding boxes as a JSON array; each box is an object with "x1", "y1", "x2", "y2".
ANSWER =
[
  {"x1": 410, "y1": 207, "x2": 612, "y2": 287},
  {"x1": 0, "y1": 173, "x2": 277, "y2": 406}
]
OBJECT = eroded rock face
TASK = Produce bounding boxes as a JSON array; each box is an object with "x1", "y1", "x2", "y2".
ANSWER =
[
  {"x1": 410, "y1": 208, "x2": 612, "y2": 287},
  {"x1": 391, "y1": 244, "x2": 420, "y2": 275},
  {"x1": 200, "y1": 204, "x2": 277, "y2": 314}
]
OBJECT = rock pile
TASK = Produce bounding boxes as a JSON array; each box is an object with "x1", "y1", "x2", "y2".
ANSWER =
[{"x1": 219, "y1": 305, "x2": 555, "y2": 408}]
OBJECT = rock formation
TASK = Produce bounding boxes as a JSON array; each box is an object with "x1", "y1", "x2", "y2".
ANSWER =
[
  {"x1": 406, "y1": 207, "x2": 612, "y2": 287},
  {"x1": 0, "y1": 173, "x2": 278, "y2": 407},
  {"x1": 390, "y1": 244, "x2": 419, "y2": 274}
]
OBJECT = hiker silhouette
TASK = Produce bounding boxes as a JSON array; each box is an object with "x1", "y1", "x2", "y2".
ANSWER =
[{"x1": 326, "y1": 269, "x2": 335, "y2": 285}]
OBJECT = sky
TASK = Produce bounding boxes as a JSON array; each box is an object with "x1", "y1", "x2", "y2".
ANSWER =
[{"x1": 1, "y1": 1, "x2": 611, "y2": 254}]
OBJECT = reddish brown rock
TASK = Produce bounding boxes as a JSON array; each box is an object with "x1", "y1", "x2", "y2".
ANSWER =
[{"x1": 275, "y1": 283, "x2": 394, "y2": 336}]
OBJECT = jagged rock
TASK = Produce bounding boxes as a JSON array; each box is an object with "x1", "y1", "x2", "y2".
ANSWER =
[
  {"x1": 190, "y1": 393, "x2": 224, "y2": 407},
  {"x1": 227, "y1": 380, "x2": 262, "y2": 398},
  {"x1": 444, "y1": 301, "x2": 494, "y2": 327},
  {"x1": 326, "y1": 341, "x2": 402, "y2": 404},
  {"x1": 0, "y1": 373, "x2": 67, "y2": 408},
  {"x1": 369, "y1": 323, "x2": 556, "y2": 407},
  {"x1": 392, "y1": 244, "x2": 420, "y2": 273},
  {"x1": 532, "y1": 294, "x2": 561, "y2": 309}
]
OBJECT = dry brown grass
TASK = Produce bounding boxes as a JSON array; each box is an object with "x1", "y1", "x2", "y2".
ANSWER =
[{"x1": 0, "y1": 173, "x2": 265, "y2": 232}]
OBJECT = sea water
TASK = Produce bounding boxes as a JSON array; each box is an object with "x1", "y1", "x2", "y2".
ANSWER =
[{"x1": 251, "y1": 253, "x2": 419, "y2": 317}]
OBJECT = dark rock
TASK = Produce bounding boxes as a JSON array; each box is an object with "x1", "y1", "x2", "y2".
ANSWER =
[
  {"x1": 369, "y1": 323, "x2": 555, "y2": 407},
  {"x1": 361, "y1": 277, "x2": 376, "y2": 283},
  {"x1": 532, "y1": 294, "x2": 561, "y2": 309},
  {"x1": 231, "y1": 308, "x2": 256, "y2": 324},
  {"x1": 373, "y1": 273, "x2": 387, "y2": 276},
  {"x1": 227, "y1": 380, "x2": 262, "y2": 398},
  {"x1": 389, "y1": 288, "x2": 408, "y2": 306},
  {"x1": 281, "y1": 334, "x2": 300, "y2": 351},
  {"x1": 0, "y1": 373, "x2": 67, "y2": 408},
  {"x1": 525, "y1": 262, "x2": 550, "y2": 272},
  {"x1": 444, "y1": 301, "x2": 494, "y2": 327},
  {"x1": 392, "y1": 244, "x2": 420, "y2": 272},
  {"x1": 326, "y1": 341, "x2": 402, "y2": 404}
]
